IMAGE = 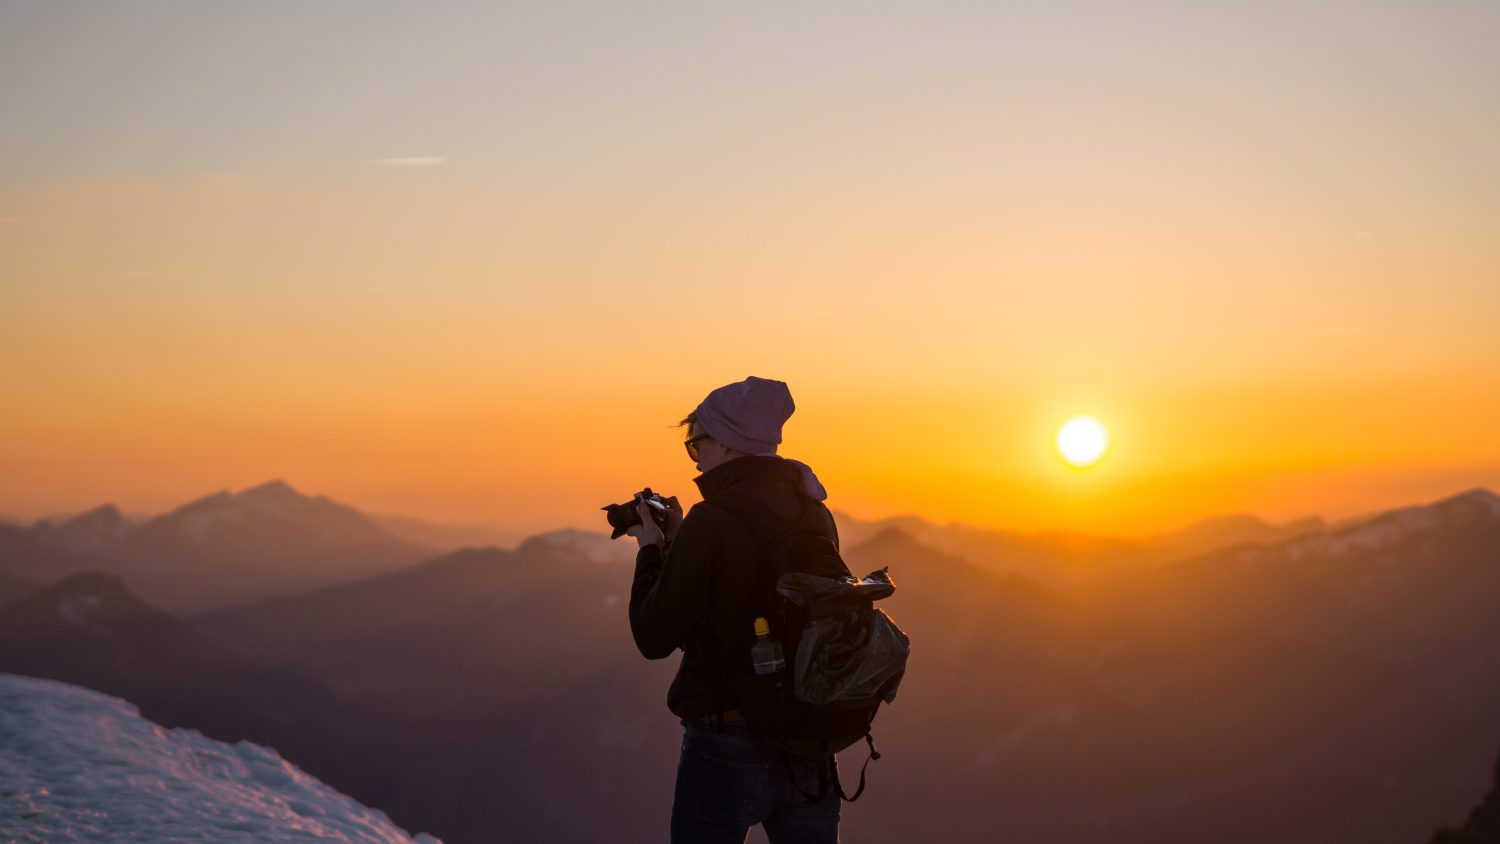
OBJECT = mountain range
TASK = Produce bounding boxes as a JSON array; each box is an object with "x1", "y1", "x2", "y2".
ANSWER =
[
  {"x1": 2, "y1": 482, "x2": 1498, "y2": 842},
  {"x1": 1, "y1": 478, "x2": 1404, "y2": 609},
  {"x1": 0, "y1": 480, "x2": 436, "y2": 612}
]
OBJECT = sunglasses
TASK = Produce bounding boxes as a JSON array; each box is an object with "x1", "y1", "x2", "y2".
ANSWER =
[{"x1": 684, "y1": 433, "x2": 713, "y2": 461}]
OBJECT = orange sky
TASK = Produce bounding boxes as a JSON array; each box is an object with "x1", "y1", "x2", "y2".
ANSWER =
[{"x1": 3, "y1": 3, "x2": 1498, "y2": 536}]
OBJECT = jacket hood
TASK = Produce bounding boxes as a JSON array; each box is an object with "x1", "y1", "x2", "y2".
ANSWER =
[{"x1": 694, "y1": 455, "x2": 828, "y2": 502}]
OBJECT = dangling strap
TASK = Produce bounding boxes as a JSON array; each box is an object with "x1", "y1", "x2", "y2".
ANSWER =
[
  {"x1": 784, "y1": 733, "x2": 883, "y2": 804},
  {"x1": 835, "y1": 734, "x2": 881, "y2": 802},
  {"x1": 838, "y1": 699, "x2": 885, "y2": 802}
]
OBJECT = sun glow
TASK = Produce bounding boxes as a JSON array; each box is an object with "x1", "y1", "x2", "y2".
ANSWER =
[{"x1": 1057, "y1": 416, "x2": 1109, "y2": 468}]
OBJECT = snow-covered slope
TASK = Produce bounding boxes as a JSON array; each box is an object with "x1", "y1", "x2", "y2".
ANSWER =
[
  {"x1": 1260, "y1": 487, "x2": 1500, "y2": 562},
  {"x1": 0, "y1": 673, "x2": 440, "y2": 843}
]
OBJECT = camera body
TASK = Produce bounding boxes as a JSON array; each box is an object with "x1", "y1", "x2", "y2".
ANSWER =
[{"x1": 601, "y1": 487, "x2": 678, "y2": 539}]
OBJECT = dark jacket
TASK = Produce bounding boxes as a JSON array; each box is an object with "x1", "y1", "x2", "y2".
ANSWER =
[{"x1": 629, "y1": 455, "x2": 839, "y2": 722}]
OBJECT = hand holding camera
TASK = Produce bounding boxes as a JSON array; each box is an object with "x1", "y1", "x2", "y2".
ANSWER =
[{"x1": 601, "y1": 487, "x2": 682, "y2": 549}]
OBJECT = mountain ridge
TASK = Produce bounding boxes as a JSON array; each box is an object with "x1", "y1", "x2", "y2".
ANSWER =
[{"x1": 0, "y1": 481, "x2": 436, "y2": 614}]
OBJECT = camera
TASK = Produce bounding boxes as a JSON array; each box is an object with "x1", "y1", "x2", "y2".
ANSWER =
[{"x1": 601, "y1": 487, "x2": 678, "y2": 539}]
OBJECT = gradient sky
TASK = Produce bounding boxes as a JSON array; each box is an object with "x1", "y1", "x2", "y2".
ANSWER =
[{"x1": 3, "y1": 1, "x2": 1498, "y2": 537}]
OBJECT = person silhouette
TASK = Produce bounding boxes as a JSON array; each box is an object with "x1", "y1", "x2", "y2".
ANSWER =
[{"x1": 626, "y1": 376, "x2": 842, "y2": 843}]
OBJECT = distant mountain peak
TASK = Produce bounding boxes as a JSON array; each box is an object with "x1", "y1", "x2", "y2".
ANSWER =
[
  {"x1": 57, "y1": 503, "x2": 133, "y2": 530},
  {"x1": 19, "y1": 506, "x2": 138, "y2": 557},
  {"x1": 862, "y1": 525, "x2": 921, "y2": 547},
  {"x1": 850, "y1": 525, "x2": 950, "y2": 562},
  {"x1": 0, "y1": 570, "x2": 154, "y2": 637},
  {"x1": 1441, "y1": 487, "x2": 1500, "y2": 512},
  {"x1": 52, "y1": 574, "x2": 132, "y2": 629},
  {"x1": 167, "y1": 480, "x2": 329, "y2": 524},
  {"x1": 237, "y1": 479, "x2": 304, "y2": 501}
]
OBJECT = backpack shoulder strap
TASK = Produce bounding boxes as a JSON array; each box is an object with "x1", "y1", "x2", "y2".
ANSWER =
[
  {"x1": 703, "y1": 492, "x2": 847, "y2": 583},
  {"x1": 700, "y1": 487, "x2": 807, "y2": 539}
]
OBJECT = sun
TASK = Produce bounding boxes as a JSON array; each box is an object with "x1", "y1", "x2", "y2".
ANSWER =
[{"x1": 1056, "y1": 416, "x2": 1109, "y2": 468}]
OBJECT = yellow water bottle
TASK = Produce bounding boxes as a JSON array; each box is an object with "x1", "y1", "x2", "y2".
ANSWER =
[{"x1": 750, "y1": 616, "x2": 785, "y2": 676}]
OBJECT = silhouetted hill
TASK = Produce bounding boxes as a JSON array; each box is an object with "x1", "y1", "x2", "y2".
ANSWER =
[
  {"x1": 1127, "y1": 488, "x2": 1500, "y2": 648},
  {"x1": 1076, "y1": 487, "x2": 1500, "y2": 843},
  {"x1": 0, "y1": 571, "x2": 342, "y2": 759},
  {"x1": 1431, "y1": 750, "x2": 1500, "y2": 843}
]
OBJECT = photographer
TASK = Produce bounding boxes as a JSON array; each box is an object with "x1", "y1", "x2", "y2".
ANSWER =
[{"x1": 625, "y1": 376, "x2": 843, "y2": 844}]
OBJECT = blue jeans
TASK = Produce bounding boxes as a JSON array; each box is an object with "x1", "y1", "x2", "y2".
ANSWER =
[{"x1": 670, "y1": 722, "x2": 841, "y2": 843}]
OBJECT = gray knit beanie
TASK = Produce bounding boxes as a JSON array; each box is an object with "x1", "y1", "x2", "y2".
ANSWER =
[{"x1": 694, "y1": 376, "x2": 795, "y2": 455}]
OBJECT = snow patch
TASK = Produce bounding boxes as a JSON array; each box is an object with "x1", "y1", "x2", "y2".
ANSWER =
[
  {"x1": 0, "y1": 673, "x2": 440, "y2": 843},
  {"x1": 1323, "y1": 507, "x2": 1440, "y2": 555}
]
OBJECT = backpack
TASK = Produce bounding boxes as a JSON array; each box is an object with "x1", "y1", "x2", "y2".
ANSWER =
[{"x1": 703, "y1": 490, "x2": 911, "y2": 802}]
